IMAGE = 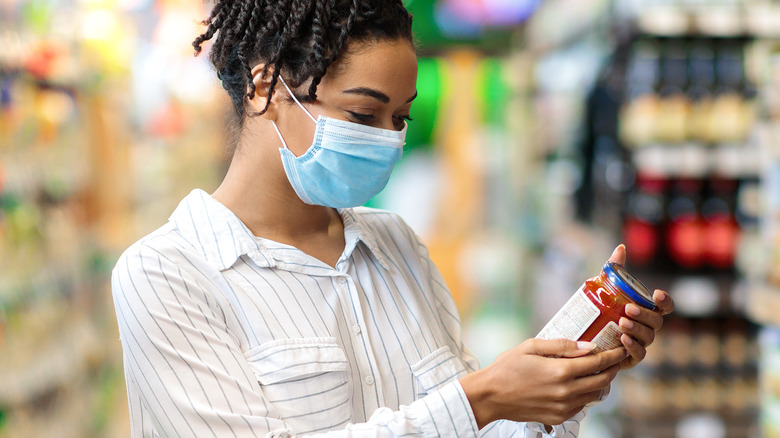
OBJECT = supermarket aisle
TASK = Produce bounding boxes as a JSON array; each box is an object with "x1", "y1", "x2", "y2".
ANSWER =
[
  {"x1": 1, "y1": 0, "x2": 780, "y2": 437},
  {"x1": 0, "y1": 0, "x2": 225, "y2": 435}
]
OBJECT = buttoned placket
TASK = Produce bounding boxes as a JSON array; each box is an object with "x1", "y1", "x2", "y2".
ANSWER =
[
  {"x1": 244, "y1": 207, "x2": 387, "y2": 417},
  {"x1": 333, "y1": 256, "x2": 384, "y2": 413}
]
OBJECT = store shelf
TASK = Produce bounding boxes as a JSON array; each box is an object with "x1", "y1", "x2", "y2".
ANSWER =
[
  {"x1": 638, "y1": 4, "x2": 780, "y2": 38},
  {"x1": 561, "y1": 9, "x2": 775, "y2": 434},
  {"x1": 631, "y1": 143, "x2": 761, "y2": 179}
]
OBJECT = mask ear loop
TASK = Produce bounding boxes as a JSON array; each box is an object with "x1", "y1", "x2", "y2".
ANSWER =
[
  {"x1": 271, "y1": 121, "x2": 289, "y2": 150},
  {"x1": 271, "y1": 76, "x2": 317, "y2": 150},
  {"x1": 278, "y1": 76, "x2": 317, "y2": 123}
]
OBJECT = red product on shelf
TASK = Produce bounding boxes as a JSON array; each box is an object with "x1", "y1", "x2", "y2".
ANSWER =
[
  {"x1": 624, "y1": 175, "x2": 666, "y2": 266},
  {"x1": 666, "y1": 179, "x2": 705, "y2": 268},
  {"x1": 537, "y1": 262, "x2": 656, "y2": 352},
  {"x1": 667, "y1": 213, "x2": 706, "y2": 268},
  {"x1": 624, "y1": 219, "x2": 657, "y2": 265},
  {"x1": 24, "y1": 42, "x2": 60, "y2": 80},
  {"x1": 704, "y1": 213, "x2": 739, "y2": 268},
  {"x1": 702, "y1": 180, "x2": 740, "y2": 268}
]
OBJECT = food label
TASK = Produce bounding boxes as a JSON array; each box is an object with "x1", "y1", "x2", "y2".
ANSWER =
[
  {"x1": 537, "y1": 286, "x2": 600, "y2": 342},
  {"x1": 591, "y1": 321, "x2": 624, "y2": 353}
]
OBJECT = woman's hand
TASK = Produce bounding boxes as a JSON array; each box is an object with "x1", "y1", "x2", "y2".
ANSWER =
[
  {"x1": 608, "y1": 245, "x2": 675, "y2": 370},
  {"x1": 460, "y1": 339, "x2": 626, "y2": 428}
]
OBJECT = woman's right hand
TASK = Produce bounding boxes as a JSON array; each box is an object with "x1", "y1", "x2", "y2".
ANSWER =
[{"x1": 459, "y1": 338, "x2": 626, "y2": 429}]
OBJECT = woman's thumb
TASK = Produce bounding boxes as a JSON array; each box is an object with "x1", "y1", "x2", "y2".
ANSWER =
[{"x1": 608, "y1": 244, "x2": 627, "y2": 266}]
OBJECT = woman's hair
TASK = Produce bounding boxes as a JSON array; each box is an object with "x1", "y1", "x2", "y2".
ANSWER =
[{"x1": 192, "y1": 0, "x2": 413, "y2": 122}]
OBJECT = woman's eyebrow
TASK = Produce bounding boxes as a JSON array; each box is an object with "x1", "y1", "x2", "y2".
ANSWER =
[
  {"x1": 342, "y1": 88, "x2": 418, "y2": 104},
  {"x1": 342, "y1": 87, "x2": 390, "y2": 103}
]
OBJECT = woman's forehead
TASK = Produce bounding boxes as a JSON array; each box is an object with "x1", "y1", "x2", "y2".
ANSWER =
[{"x1": 321, "y1": 39, "x2": 418, "y2": 100}]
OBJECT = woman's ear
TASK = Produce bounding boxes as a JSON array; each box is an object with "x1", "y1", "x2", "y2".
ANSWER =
[{"x1": 248, "y1": 64, "x2": 279, "y2": 120}]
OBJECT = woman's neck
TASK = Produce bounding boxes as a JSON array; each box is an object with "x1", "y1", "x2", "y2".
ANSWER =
[{"x1": 211, "y1": 132, "x2": 340, "y2": 244}]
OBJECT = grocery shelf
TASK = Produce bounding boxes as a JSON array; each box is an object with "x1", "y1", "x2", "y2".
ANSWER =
[{"x1": 638, "y1": 5, "x2": 780, "y2": 38}]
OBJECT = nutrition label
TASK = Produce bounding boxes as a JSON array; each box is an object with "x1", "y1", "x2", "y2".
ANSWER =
[
  {"x1": 591, "y1": 321, "x2": 624, "y2": 352},
  {"x1": 537, "y1": 287, "x2": 600, "y2": 342}
]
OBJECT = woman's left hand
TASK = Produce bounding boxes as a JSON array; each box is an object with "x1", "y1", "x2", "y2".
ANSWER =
[{"x1": 607, "y1": 244, "x2": 675, "y2": 370}]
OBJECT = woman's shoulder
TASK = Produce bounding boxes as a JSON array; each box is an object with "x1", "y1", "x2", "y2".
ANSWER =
[
  {"x1": 113, "y1": 221, "x2": 204, "y2": 278},
  {"x1": 115, "y1": 189, "x2": 231, "y2": 275}
]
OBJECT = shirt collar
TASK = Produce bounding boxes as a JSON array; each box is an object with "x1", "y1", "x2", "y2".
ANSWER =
[
  {"x1": 169, "y1": 189, "x2": 391, "y2": 272},
  {"x1": 168, "y1": 189, "x2": 276, "y2": 271},
  {"x1": 339, "y1": 207, "x2": 392, "y2": 271}
]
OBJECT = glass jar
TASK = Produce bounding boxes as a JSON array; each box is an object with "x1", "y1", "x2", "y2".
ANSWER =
[{"x1": 538, "y1": 262, "x2": 656, "y2": 352}]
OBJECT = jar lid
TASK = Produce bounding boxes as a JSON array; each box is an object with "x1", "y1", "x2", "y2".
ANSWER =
[{"x1": 604, "y1": 262, "x2": 656, "y2": 309}]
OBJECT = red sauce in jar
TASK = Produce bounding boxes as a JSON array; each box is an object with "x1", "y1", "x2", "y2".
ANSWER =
[{"x1": 538, "y1": 262, "x2": 656, "y2": 352}]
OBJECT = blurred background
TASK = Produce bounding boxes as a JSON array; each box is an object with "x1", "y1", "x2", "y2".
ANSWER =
[{"x1": 2, "y1": 0, "x2": 780, "y2": 436}]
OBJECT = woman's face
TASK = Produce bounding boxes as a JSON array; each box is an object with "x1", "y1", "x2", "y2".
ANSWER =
[{"x1": 272, "y1": 38, "x2": 418, "y2": 157}]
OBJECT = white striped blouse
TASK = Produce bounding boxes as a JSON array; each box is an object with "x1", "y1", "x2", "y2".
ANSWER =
[{"x1": 111, "y1": 189, "x2": 587, "y2": 437}]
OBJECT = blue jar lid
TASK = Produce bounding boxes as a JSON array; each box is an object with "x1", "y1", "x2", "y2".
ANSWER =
[{"x1": 603, "y1": 262, "x2": 656, "y2": 309}]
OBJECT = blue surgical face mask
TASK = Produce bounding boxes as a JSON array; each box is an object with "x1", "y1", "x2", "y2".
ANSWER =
[{"x1": 271, "y1": 77, "x2": 406, "y2": 208}]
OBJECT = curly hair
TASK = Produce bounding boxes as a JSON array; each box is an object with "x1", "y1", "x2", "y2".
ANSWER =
[{"x1": 192, "y1": 0, "x2": 414, "y2": 123}]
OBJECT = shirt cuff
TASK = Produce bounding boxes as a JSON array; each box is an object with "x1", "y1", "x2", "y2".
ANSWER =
[
  {"x1": 526, "y1": 422, "x2": 551, "y2": 435},
  {"x1": 586, "y1": 385, "x2": 611, "y2": 408},
  {"x1": 526, "y1": 422, "x2": 571, "y2": 437},
  {"x1": 410, "y1": 381, "x2": 479, "y2": 438},
  {"x1": 526, "y1": 411, "x2": 586, "y2": 437}
]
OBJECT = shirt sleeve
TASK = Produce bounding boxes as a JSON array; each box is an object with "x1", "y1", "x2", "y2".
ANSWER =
[
  {"x1": 476, "y1": 413, "x2": 585, "y2": 438},
  {"x1": 411, "y1": 229, "x2": 604, "y2": 438},
  {"x1": 112, "y1": 241, "x2": 479, "y2": 438}
]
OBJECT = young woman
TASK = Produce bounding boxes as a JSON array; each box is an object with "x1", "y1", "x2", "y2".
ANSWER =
[{"x1": 111, "y1": 1, "x2": 674, "y2": 437}]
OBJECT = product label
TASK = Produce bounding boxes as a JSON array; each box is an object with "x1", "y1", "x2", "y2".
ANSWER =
[
  {"x1": 591, "y1": 321, "x2": 624, "y2": 353},
  {"x1": 537, "y1": 286, "x2": 600, "y2": 342}
]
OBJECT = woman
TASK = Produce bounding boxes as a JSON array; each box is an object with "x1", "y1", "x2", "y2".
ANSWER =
[{"x1": 112, "y1": 1, "x2": 674, "y2": 437}]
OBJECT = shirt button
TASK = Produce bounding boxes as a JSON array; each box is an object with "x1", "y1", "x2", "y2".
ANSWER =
[
  {"x1": 364, "y1": 375, "x2": 375, "y2": 385},
  {"x1": 352, "y1": 324, "x2": 361, "y2": 335},
  {"x1": 337, "y1": 277, "x2": 347, "y2": 285}
]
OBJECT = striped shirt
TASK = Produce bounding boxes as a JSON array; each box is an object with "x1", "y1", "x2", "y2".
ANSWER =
[{"x1": 112, "y1": 189, "x2": 588, "y2": 437}]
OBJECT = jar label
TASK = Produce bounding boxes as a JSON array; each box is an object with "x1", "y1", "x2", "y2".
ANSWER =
[
  {"x1": 537, "y1": 286, "x2": 599, "y2": 342},
  {"x1": 591, "y1": 321, "x2": 624, "y2": 353}
]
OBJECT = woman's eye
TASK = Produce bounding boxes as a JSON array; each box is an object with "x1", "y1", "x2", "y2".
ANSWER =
[
  {"x1": 393, "y1": 115, "x2": 413, "y2": 130},
  {"x1": 347, "y1": 111, "x2": 375, "y2": 123}
]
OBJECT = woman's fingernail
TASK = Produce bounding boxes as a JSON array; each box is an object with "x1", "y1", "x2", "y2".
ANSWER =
[
  {"x1": 621, "y1": 318, "x2": 634, "y2": 330},
  {"x1": 626, "y1": 305, "x2": 641, "y2": 317},
  {"x1": 623, "y1": 336, "x2": 634, "y2": 346},
  {"x1": 578, "y1": 341, "x2": 596, "y2": 350},
  {"x1": 655, "y1": 290, "x2": 666, "y2": 301}
]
